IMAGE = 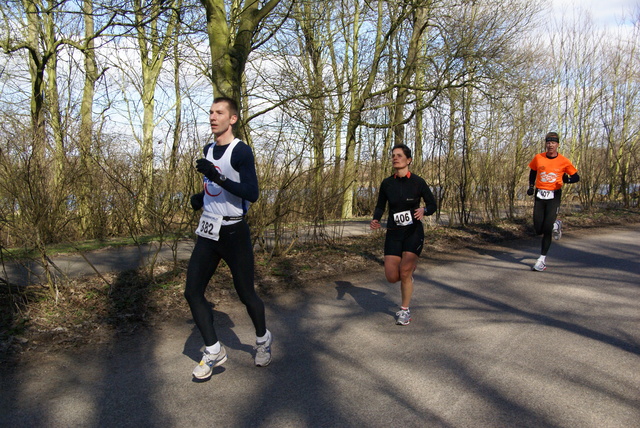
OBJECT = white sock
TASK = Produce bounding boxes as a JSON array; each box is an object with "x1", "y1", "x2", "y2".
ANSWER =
[
  {"x1": 538, "y1": 255, "x2": 546, "y2": 263},
  {"x1": 257, "y1": 329, "x2": 271, "y2": 344},
  {"x1": 205, "y1": 342, "x2": 221, "y2": 354}
]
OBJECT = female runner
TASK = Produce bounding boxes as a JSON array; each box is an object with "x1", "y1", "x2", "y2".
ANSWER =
[{"x1": 370, "y1": 144, "x2": 437, "y2": 325}]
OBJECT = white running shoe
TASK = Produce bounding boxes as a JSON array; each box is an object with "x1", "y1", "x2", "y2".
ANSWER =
[
  {"x1": 532, "y1": 260, "x2": 546, "y2": 271},
  {"x1": 254, "y1": 331, "x2": 272, "y2": 367},
  {"x1": 395, "y1": 308, "x2": 411, "y2": 325},
  {"x1": 193, "y1": 345, "x2": 227, "y2": 379},
  {"x1": 553, "y1": 220, "x2": 562, "y2": 240}
]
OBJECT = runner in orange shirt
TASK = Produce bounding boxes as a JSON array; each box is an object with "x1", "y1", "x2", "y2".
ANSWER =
[{"x1": 527, "y1": 132, "x2": 580, "y2": 271}]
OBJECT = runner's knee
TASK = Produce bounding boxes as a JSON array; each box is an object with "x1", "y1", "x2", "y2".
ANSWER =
[
  {"x1": 184, "y1": 283, "x2": 206, "y2": 306},
  {"x1": 385, "y1": 271, "x2": 400, "y2": 283}
]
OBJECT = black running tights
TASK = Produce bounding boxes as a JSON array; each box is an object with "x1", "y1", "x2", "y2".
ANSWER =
[
  {"x1": 532, "y1": 190, "x2": 562, "y2": 256},
  {"x1": 184, "y1": 221, "x2": 266, "y2": 346}
]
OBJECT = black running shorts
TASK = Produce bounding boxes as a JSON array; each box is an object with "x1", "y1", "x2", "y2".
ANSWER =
[{"x1": 384, "y1": 225, "x2": 424, "y2": 257}]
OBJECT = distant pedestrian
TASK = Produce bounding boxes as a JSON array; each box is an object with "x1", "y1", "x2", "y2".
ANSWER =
[
  {"x1": 370, "y1": 144, "x2": 437, "y2": 325},
  {"x1": 185, "y1": 97, "x2": 272, "y2": 380},
  {"x1": 527, "y1": 132, "x2": 580, "y2": 271}
]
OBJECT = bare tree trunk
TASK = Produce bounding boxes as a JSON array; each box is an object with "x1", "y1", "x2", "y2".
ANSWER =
[
  {"x1": 133, "y1": 0, "x2": 179, "y2": 217},
  {"x1": 78, "y1": 0, "x2": 99, "y2": 236},
  {"x1": 24, "y1": 0, "x2": 47, "y2": 162},
  {"x1": 199, "y1": 0, "x2": 281, "y2": 107},
  {"x1": 392, "y1": 2, "x2": 430, "y2": 147},
  {"x1": 170, "y1": 2, "x2": 183, "y2": 176},
  {"x1": 45, "y1": 29, "x2": 64, "y2": 187},
  {"x1": 459, "y1": 85, "x2": 474, "y2": 225},
  {"x1": 342, "y1": 0, "x2": 407, "y2": 218},
  {"x1": 296, "y1": 0, "x2": 327, "y2": 221}
]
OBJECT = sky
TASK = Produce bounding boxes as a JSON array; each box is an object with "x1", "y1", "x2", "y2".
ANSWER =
[{"x1": 551, "y1": 0, "x2": 638, "y2": 29}]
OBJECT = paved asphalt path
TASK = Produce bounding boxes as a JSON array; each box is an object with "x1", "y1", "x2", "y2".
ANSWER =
[
  {"x1": 1, "y1": 226, "x2": 639, "y2": 427},
  {"x1": 2, "y1": 221, "x2": 375, "y2": 286}
]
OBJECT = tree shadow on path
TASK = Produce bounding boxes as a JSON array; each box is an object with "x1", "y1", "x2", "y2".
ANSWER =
[
  {"x1": 334, "y1": 280, "x2": 396, "y2": 319},
  {"x1": 430, "y1": 278, "x2": 640, "y2": 356}
]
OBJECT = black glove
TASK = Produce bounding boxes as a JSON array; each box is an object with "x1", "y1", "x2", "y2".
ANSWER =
[
  {"x1": 527, "y1": 186, "x2": 534, "y2": 196},
  {"x1": 564, "y1": 172, "x2": 580, "y2": 183},
  {"x1": 190, "y1": 192, "x2": 204, "y2": 211},
  {"x1": 195, "y1": 158, "x2": 222, "y2": 184}
]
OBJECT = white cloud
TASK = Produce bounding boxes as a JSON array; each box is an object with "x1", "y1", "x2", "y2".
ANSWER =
[{"x1": 551, "y1": 0, "x2": 637, "y2": 28}]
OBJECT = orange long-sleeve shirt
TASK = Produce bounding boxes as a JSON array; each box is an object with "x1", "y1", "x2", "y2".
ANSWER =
[{"x1": 528, "y1": 153, "x2": 578, "y2": 191}]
